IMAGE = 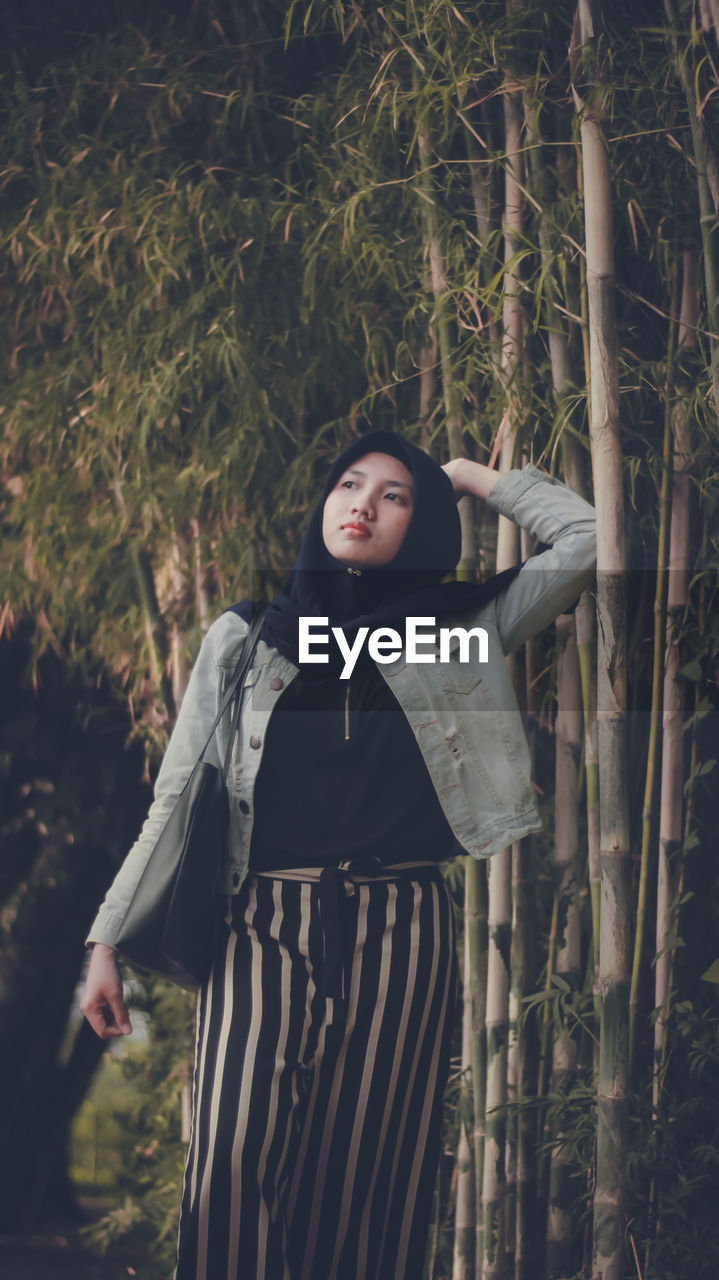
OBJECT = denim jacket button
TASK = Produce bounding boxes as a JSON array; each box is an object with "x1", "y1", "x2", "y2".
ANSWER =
[
  {"x1": 269, "y1": 676, "x2": 284, "y2": 691},
  {"x1": 239, "y1": 800, "x2": 250, "y2": 814},
  {"x1": 249, "y1": 735, "x2": 261, "y2": 749}
]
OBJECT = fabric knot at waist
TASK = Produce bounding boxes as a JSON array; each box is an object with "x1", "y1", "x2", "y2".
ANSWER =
[{"x1": 252, "y1": 858, "x2": 445, "y2": 1018}]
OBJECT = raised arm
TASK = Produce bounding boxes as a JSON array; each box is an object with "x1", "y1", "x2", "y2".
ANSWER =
[
  {"x1": 443, "y1": 459, "x2": 596, "y2": 653},
  {"x1": 442, "y1": 457, "x2": 501, "y2": 503}
]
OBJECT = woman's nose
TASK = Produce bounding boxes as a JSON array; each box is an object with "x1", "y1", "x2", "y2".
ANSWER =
[{"x1": 351, "y1": 494, "x2": 374, "y2": 518}]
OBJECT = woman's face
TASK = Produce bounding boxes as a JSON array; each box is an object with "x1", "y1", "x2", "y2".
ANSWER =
[{"x1": 322, "y1": 451, "x2": 414, "y2": 568}]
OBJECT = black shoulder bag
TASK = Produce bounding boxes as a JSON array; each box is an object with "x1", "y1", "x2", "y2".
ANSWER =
[{"x1": 113, "y1": 606, "x2": 267, "y2": 989}]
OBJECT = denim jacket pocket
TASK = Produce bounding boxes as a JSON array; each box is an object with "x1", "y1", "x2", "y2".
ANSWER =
[
  {"x1": 440, "y1": 669, "x2": 484, "y2": 696},
  {"x1": 217, "y1": 661, "x2": 262, "y2": 705}
]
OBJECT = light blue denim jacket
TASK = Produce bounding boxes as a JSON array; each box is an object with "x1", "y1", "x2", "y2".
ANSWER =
[{"x1": 87, "y1": 466, "x2": 596, "y2": 949}]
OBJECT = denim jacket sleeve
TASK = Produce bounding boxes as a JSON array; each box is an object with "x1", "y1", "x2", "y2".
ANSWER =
[
  {"x1": 85, "y1": 613, "x2": 239, "y2": 949},
  {"x1": 485, "y1": 465, "x2": 596, "y2": 654}
]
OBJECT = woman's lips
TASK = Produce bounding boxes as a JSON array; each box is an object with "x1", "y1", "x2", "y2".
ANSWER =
[{"x1": 342, "y1": 522, "x2": 370, "y2": 536}]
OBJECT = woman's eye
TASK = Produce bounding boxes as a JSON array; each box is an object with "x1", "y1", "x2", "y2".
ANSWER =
[{"x1": 340, "y1": 479, "x2": 356, "y2": 489}]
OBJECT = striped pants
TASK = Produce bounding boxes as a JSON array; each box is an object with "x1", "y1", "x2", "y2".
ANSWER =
[{"x1": 174, "y1": 864, "x2": 458, "y2": 1280}]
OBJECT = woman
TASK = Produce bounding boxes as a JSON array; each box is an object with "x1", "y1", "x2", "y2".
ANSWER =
[{"x1": 82, "y1": 431, "x2": 596, "y2": 1279}]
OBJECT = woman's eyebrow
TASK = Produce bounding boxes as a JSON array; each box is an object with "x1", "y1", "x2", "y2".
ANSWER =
[{"x1": 345, "y1": 467, "x2": 413, "y2": 491}]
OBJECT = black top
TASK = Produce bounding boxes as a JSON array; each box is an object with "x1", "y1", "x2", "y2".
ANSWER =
[{"x1": 248, "y1": 656, "x2": 462, "y2": 870}]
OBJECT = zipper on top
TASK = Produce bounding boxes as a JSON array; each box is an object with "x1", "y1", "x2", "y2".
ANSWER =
[{"x1": 344, "y1": 566, "x2": 360, "y2": 742}]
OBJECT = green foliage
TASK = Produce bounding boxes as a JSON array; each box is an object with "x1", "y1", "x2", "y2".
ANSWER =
[
  {"x1": 1, "y1": 0, "x2": 719, "y2": 1273},
  {"x1": 72, "y1": 1048, "x2": 140, "y2": 1191},
  {"x1": 630, "y1": 1001, "x2": 719, "y2": 1280},
  {"x1": 701, "y1": 959, "x2": 719, "y2": 984},
  {"x1": 2, "y1": 0, "x2": 717, "y2": 723},
  {"x1": 79, "y1": 975, "x2": 195, "y2": 1272}
]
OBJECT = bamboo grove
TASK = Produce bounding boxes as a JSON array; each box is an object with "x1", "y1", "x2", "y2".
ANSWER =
[{"x1": 1, "y1": 1, "x2": 719, "y2": 1277}]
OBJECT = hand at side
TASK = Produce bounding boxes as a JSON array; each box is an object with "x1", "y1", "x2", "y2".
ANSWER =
[{"x1": 81, "y1": 943, "x2": 133, "y2": 1039}]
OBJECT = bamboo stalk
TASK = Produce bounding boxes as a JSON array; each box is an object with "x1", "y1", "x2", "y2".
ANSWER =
[
  {"x1": 467, "y1": 857, "x2": 489, "y2": 1274},
  {"x1": 481, "y1": 506, "x2": 518, "y2": 1279},
  {"x1": 510, "y1": 517, "x2": 539, "y2": 1280},
  {"x1": 457, "y1": 106, "x2": 501, "y2": 1269},
  {"x1": 575, "y1": 145, "x2": 592, "y2": 393},
  {"x1": 416, "y1": 110, "x2": 475, "y2": 570},
  {"x1": 664, "y1": 0, "x2": 719, "y2": 424},
  {"x1": 431, "y1": 213, "x2": 483, "y2": 1268},
  {"x1": 464, "y1": 123, "x2": 502, "y2": 358},
  {"x1": 480, "y1": 36, "x2": 524, "y2": 1273},
  {"x1": 416, "y1": 126, "x2": 460, "y2": 455},
  {"x1": 422, "y1": 87, "x2": 503, "y2": 1278},
  {"x1": 575, "y1": 5, "x2": 631, "y2": 1277},
  {"x1": 538, "y1": 891, "x2": 559, "y2": 1104},
  {"x1": 545, "y1": 612, "x2": 583, "y2": 1278},
  {"x1": 653, "y1": 248, "x2": 696, "y2": 1106},
  {"x1": 481, "y1": 847, "x2": 512, "y2": 1280},
  {"x1": 500, "y1": 95, "x2": 523, "y2": 461},
  {"x1": 511, "y1": 833, "x2": 538, "y2": 1280},
  {"x1": 133, "y1": 546, "x2": 177, "y2": 722},
  {"x1": 191, "y1": 515, "x2": 210, "y2": 632},
  {"x1": 546, "y1": 1033, "x2": 577, "y2": 1280},
  {"x1": 506, "y1": 979, "x2": 517, "y2": 1280},
  {"x1": 454, "y1": 870, "x2": 478, "y2": 1280},
  {"x1": 531, "y1": 110, "x2": 600, "y2": 1078},
  {"x1": 419, "y1": 328, "x2": 438, "y2": 453},
  {"x1": 535, "y1": 887, "x2": 558, "y2": 1268},
  {"x1": 169, "y1": 529, "x2": 188, "y2": 708},
  {"x1": 114, "y1": 476, "x2": 176, "y2": 722},
  {"x1": 645, "y1": 573, "x2": 704, "y2": 1276},
  {"x1": 575, "y1": 588, "x2": 601, "y2": 1077},
  {"x1": 563, "y1": 458, "x2": 600, "y2": 1076},
  {"x1": 454, "y1": 468, "x2": 480, "y2": 1278},
  {"x1": 628, "y1": 265, "x2": 679, "y2": 1079},
  {"x1": 644, "y1": 252, "x2": 696, "y2": 1275},
  {"x1": 554, "y1": 618, "x2": 583, "y2": 994}
]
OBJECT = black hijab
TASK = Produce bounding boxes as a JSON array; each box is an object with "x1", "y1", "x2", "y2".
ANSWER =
[{"x1": 230, "y1": 431, "x2": 520, "y2": 675}]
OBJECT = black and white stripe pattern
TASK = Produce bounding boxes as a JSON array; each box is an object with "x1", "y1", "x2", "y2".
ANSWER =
[{"x1": 175, "y1": 869, "x2": 457, "y2": 1280}]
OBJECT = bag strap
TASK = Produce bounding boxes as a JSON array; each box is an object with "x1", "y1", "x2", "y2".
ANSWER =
[
  {"x1": 220, "y1": 604, "x2": 268, "y2": 782},
  {"x1": 194, "y1": 605, "x2": 268, "y2": 776}
]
